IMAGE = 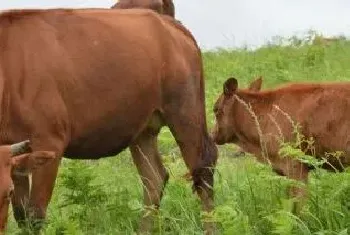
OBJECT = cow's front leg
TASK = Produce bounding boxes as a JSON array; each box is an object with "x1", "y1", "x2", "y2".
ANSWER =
[{"x1": 27, "y1": 155, "x2": 61, "y2": 233}]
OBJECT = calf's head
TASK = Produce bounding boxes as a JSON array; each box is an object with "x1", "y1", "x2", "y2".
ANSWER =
[
  {"x1": 0, "y1": 140, "x2": 54, "y2": 232},
  {"x1": 212, "y1": 76, "x2": 262, "y2": 145}
]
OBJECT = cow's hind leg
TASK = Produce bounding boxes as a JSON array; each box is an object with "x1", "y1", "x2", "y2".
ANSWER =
[
  {"x1": 164, "y1": 110, "x2": 218, "y2": 234},
  {"x1": 129, "y1": 128, "x2": 169, "y2": 234}
]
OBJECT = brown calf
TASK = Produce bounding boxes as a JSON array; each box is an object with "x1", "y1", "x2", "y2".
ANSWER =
[
  {"x1": 111, "y1": 0, "x2": 175, "y2": 17},
  {"x1": 212, "y1": 76, "x2": 350, "y2": 212},
  {"x1": 0, "y1": 8, "x2": 216, "y2": 234}
]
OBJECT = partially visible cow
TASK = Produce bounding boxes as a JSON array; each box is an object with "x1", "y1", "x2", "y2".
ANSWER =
[
  {"x1": 312, "y1": 35, "x2": 346, "y2": 46},
  {"x1": 0, "y1": 8, "x2": 217, "y2": 234},
  {"x1": 111, "y1": 0, "x2": 175, "y2": 17},
  {"x1": 212, "y1": 76, "x2": 350, "y2": 212}
]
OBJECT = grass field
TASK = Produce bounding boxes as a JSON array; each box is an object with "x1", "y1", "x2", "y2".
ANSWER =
[{"x1": 7, "y1": 32, "x2": 350, "y2": 235}]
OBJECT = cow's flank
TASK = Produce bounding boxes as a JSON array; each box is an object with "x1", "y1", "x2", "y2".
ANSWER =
[
  {"x1": 212, "y1": 76, "x2": 350, "y2": 212},
  {"x1": 0, "y1": 8, "x2": 217, "y2": 234}
]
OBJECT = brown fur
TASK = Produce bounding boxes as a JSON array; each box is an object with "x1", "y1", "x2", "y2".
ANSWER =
[
  {"x1": 212, "y1": 76, "x2": 350, "y2": 212},
  {"x1": 111, "y1": 0, "x2": 175, "y2": 17},
  {"x1": 0, "y1": 8, "x2": 217, "y2": 233}
]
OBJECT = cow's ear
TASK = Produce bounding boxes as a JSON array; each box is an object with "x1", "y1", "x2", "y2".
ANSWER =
[
  {"x1": 11, "y1": 151, "x2": 56, "y2": 176},
  {"x1": 248, "y1": 76, "x2": 263, "y2": 91},
  {"x1": 223, "y1": 77, "x2": 238, "y2": 97}
]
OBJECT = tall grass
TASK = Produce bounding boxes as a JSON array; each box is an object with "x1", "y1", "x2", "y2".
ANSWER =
[{"x1": 7, "y1": 32, "x2": 350, "y2": 234}]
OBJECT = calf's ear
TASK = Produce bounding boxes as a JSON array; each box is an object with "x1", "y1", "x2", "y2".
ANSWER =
[
  {"x1": 248, "y1": 76, "x2": 263, "y2": 91},
  {"x1": 11, "y1": 151, "x2": 56, "y2": 176},
  {"x1": 223, "y1": 77, "x2": 238, "y2": 97}
]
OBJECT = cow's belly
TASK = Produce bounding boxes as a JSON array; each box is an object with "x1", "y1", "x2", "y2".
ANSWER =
[
  {"x1": 63, "y1": 109, "x2": 162, "y2": 159},
  {"x1": 64, "y1": 118, "x2": 144, "y2": 159},
  {"x1": 64, "y1": 132, "x2": 133, "y2": 159}
]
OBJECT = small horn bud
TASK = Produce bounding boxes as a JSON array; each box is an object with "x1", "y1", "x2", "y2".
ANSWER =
[{"x1": 10, "y1": 140, "x2": 31, "y2": 156}]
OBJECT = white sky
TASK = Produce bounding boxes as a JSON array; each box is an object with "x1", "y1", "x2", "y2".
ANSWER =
[{"x1": 1, "y1": 0, "x2": 349, "y2": 50}]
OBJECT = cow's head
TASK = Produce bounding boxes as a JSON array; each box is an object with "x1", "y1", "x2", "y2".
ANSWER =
[
  {"x1": 0, "y1": 140, "x2": 54, "y2": 232},
  {"x1": 212, "y1": 77, "x2": 263, "y2": 145}
]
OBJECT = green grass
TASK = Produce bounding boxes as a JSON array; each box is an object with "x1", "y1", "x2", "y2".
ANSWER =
[{"x1": 7, "y1": 33, "x2": 350, "y2": 234}]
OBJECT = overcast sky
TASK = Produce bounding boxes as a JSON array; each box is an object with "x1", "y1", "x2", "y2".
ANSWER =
[{"x1": 1, "y1": 0, "x2": 349, "y2": 50}]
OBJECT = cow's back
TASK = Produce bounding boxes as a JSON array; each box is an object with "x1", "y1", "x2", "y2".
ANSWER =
[
  {"x1": 247, "y1": 83, "x2": 350, "y2": 167},
  {"x1": 292, "y1": 85, "x2": 350, "y2": 162}
]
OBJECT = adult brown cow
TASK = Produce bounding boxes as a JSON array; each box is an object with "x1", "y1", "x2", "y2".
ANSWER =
[
  {"x1": 111, "y1": 0, "x2": 175, "y2": 17},
  {"x1": 0, "y1": 8, "x2": 217, "y2": 234},
  {"x1": 212, "y1": 76, "x2": 350, "y2": 212}
]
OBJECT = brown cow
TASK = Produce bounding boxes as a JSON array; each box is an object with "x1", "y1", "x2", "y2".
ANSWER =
[
  {"x1": 111, "y1": 0, "x2": 175, "y2": 17},
  {"x1": 212, "y1": 76, "x2": 350, "y2": 212},
  {"x1": 0, "y1": 8, "x2": 217, "y2": 234}
]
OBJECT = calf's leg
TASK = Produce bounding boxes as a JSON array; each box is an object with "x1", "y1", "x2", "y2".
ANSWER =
[
  {"x1": 275, "y1": 159, "x2": 309, "y2": 214},
  {"x1": 129, "y1": 129, "x2": 169, "y2": 234}
]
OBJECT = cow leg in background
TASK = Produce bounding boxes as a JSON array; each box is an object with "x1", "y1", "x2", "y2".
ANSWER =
[
  {"x1": 233, "y1": 147, "x2": 246, "y2": 157},
  {"x1": 275, "y1": 158, "x2": 309, "y2": 214},
  {"x1": 11, "y1": 175, "x2": 30, "y2": 228},
  {"x1": 27, "y1": 157, "x2": 61, "y2": 232},
  {"x1": 164, "y1": 108, "x2": 218, "y2": 235},
  {"x1": 129, "y1": 129, "x2": 169, "y2": 234}
]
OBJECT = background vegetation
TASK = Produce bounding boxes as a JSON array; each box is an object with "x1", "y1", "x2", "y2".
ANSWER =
[{"x1": 7, "y1": 31, "x2": 350, "y2": 234}]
